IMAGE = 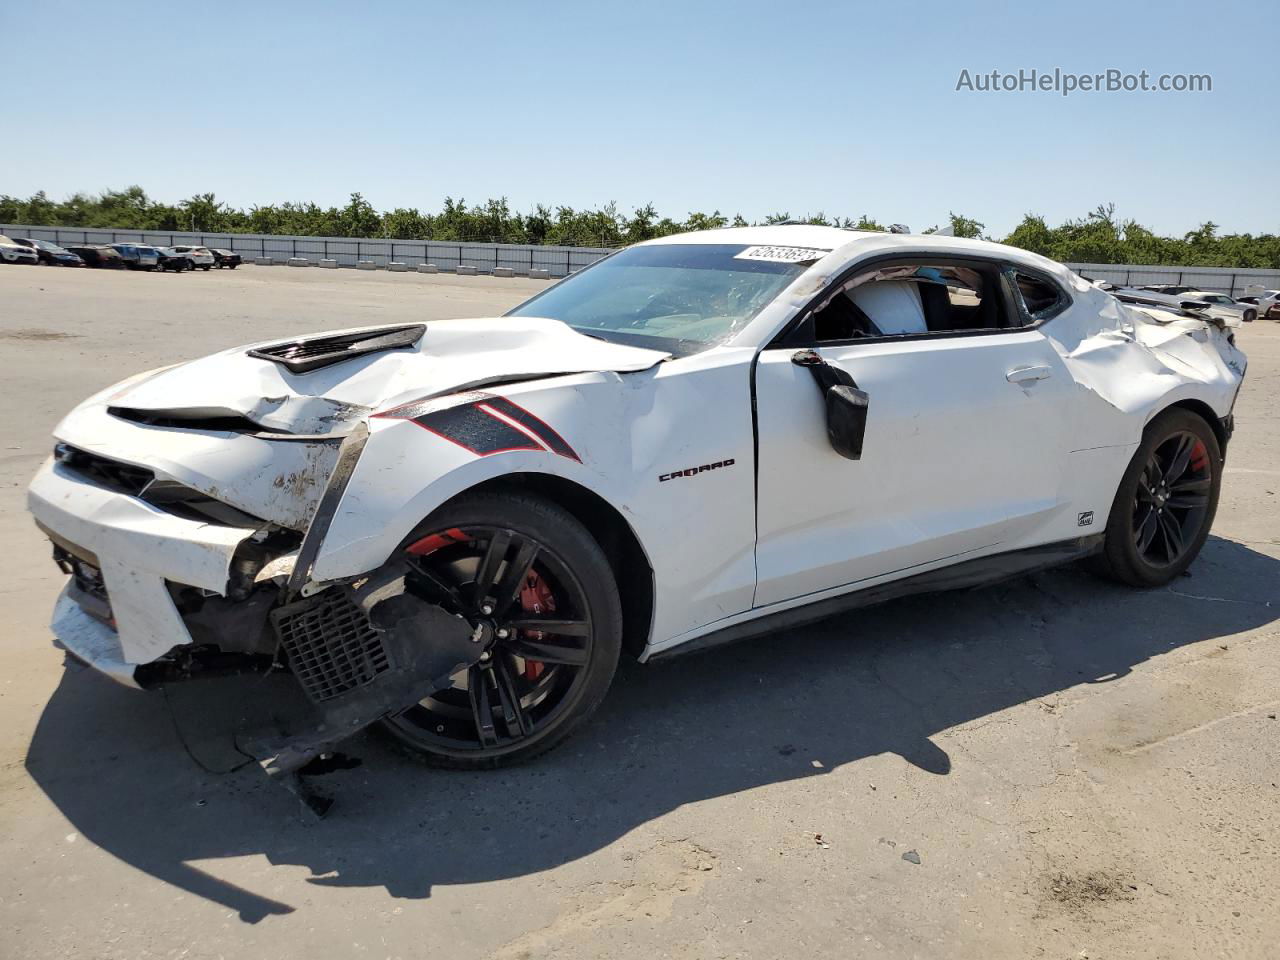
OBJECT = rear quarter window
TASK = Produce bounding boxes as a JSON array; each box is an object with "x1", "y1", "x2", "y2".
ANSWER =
[{"x1": 1012, "y1": 270, "x2": 1070, "y2": 323}]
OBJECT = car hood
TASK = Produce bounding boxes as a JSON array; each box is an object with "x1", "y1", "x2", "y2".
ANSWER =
[
  {"x1": 100, "y1": 316, "x2": 670, "y2": 435},
  {"x1": 49, "y1": 317, "x2": 669, "y2": 531}
]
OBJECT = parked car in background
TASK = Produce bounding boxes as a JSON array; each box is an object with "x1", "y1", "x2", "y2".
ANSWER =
[
  {"x1": 1177, "y1": 290, "x2": 1256, "y2": 323},
  {"x1": 1136, "y1": 285, "x2": 1255, "y2": 324},
  {"x1": 12, "y1": 238, "x2": 84, "y2": 266},
  {"x1": 1139, "y1": 284, "x2": 1198, "y2": 296},
  {"x1": 0, "y1": 234, "x2": 41, "y2": 264},
  {"x1": 64, "y1": 244, "x2": 127, "y2": 269},
  {"x1": 110, "y1": 244, "x2": 160, "y2": 271},
  {"x1": 1244, "y1": 290, "x2": 1280, "y2": 321},
  {"x1": 152, "y1": 246, "x2": 190, "y2": 272},
  {"x1": 169, "y1": 245, "x2": 215, "y2": 270},
  {"x1": 211, "y1": 248, "x2": 242, "y2": 269}
]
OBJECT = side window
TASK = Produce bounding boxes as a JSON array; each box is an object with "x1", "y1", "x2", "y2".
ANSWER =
[
  {"x1": 1011, "y1": 271, "x2": 1069, "y2": 323},
  {"x1": 809, "y1": 261, "x2": 1014, "y2": 342}
]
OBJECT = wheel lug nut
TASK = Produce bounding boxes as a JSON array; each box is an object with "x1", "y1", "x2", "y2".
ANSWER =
[
  {"x1": 480, "y1": 604, "x2": 494, "y2": 615},
  {"x1": 496, "y1": 628, "x2": 510, "y2": 639},
  {"x1": 480, "y1": 651, "x2": 491, "y2": 661}
]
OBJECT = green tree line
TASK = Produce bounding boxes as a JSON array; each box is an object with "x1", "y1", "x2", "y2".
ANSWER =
[{"x1": 2, "y1": 188, "x2": 1276, "y2": 268}]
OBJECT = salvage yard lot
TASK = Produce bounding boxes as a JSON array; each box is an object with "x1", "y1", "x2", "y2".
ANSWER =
[{"x1": 1, "y1": 265, "x2": 1278, "y2": 960}]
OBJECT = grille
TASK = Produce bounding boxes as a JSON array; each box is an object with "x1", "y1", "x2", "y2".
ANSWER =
[
  {"x1": 55, "y1": 444, "x2": 154, "y2": 496},
  {"x1": 271, "y1": 592, "x2": 391, "y2": 702}
]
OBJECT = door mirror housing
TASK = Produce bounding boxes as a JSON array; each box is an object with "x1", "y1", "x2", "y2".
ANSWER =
[
  {"x1": 791, "y1": 349, "x2": 870, "y2": 461},
  {"x1": 825, "y1": 384, "x2": 870, "y2": 460}
]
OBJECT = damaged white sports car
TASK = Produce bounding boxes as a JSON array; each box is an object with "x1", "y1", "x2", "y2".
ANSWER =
[{"x1": 28, "y1": 226, "x2": 1246, "y2": 785}]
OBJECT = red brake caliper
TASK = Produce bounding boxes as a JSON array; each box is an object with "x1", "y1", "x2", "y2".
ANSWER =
[
  {"x1": 517, "y1": 570, "x2": 555, "y2": 680},
  {"x1": 1190, "y1": 440, "x2": 1209, "y2": 474}
]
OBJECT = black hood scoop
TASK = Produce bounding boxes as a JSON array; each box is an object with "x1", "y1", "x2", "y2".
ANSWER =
[{"x1": 248, "y1": 324, "x2": 426, "y2": 374}]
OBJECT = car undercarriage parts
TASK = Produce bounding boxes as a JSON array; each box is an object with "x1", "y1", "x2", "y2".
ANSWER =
[
  {"x1": 791, "y1": 349, "x2": 869, "y2": 460},
  {"x1": 254, "y1": 562, "x2": 482, "y2": 818}
]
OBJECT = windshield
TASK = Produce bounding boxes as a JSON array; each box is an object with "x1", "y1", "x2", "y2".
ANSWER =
[{"x1": 506, "y1": 243, "x2": 816, "y2": 354}]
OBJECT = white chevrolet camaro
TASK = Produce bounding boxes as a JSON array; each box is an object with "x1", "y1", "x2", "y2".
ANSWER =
[{"x1": 28, "y1": 226, "x2": 1247, "y2": 788}]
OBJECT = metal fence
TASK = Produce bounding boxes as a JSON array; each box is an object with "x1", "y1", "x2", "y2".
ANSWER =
[
  {"x1": 4, "y1": 222, "x2": 1278, "y2": 295},
  {"x1": 1063, "y1": 262, "x2": 1280, "y2": 298},
  {"x1": 0, "y1": 224, "x2": 613, "y2": 278}
]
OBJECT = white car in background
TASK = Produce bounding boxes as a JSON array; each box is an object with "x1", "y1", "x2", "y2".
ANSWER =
[
  {"x1": 0, "y1": 234, "x2": 40, "y2": 264},
  {"x1": 27, "y1": 226, "x2": 1247, "y2": 810},
  {"x1": 1139, "y1": 285, "x2": 1256, "y2": 324},
  {"x1": 1241, "y1": 290, "x2": 1280, "y2": 321},
  {"x1": 169, "y1": 244, "x2": 216, "y2": 270}
]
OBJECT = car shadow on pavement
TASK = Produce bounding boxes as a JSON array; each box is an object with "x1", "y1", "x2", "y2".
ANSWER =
[{"x1": 24, "y1": 535, "x2": 1280, "y2": 923}]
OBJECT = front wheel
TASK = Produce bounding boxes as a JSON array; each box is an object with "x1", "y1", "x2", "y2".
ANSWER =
[
  {"x1": 1244, "y1": 310, "x2": 1256, "y2": 323},
  {"x1": 378, "y1": 492, "x2": 623, "y2": 769},
  {"x1": 1093, "y1": 408, "x2": 1222, "y2": 587}
]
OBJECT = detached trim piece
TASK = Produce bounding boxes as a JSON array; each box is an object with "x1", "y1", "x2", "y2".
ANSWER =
[
  {"x1": 287, "y1": 422, "x2": 370, "y2": 595},
  {"x1": 249, "y1": 324, "x2": 425, "y2": 374}
]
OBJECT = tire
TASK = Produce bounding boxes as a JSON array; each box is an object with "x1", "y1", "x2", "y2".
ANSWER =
[
  {"x1": 378, "y1": 491, "x2": 623, "y2": 769},
  {"x1": 1092, "y1": 408, "x2": 1222, "y2": 587},
  {"x1": 228, "y1": 263, "x2": 237, "y2": 269},
  {"x1": 184, "y1": 260, "x2": 194, "y2": 271},
  {"x1": 1244, "y1": 310, "x2": 1256, "y2": 323}
]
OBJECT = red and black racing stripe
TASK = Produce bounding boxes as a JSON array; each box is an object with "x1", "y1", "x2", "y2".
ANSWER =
[
  {"x1": 478, "y1": 396, "x2": 580, "y2": 461},
  {"x1": 379, "y1": 394, "x2": 581, "y2": 462}
]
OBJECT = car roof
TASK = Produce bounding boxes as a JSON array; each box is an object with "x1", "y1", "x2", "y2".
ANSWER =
[{"x1": 634, "y1": 225, "x2": 1075, "y2": 281}]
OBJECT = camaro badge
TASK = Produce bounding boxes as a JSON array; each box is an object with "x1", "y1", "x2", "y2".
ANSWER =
[{"x1": 659, "y1": 459, "x2": 735, "y2": 482}]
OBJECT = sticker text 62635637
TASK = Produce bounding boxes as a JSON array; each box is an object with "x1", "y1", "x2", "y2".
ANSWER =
[{"x1": 733, "y1": 245, "x2": 829, "y2": 264}]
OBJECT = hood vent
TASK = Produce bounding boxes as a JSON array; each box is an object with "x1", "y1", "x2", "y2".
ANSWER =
[{"x1": 248, "y1": 324, "x2": 426, "y2": 374}]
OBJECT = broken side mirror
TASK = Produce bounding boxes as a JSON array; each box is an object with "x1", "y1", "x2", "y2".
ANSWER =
[
  {"x1": 825, "y1": 383, "x2": 870, "y2": 460},
  {"x1": 791, "y1": 349, "x2": 870, "y2": 461}
]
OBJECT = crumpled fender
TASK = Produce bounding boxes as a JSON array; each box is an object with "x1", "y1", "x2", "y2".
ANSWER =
[{"x1": 309, "y1": 350, "x2": 761, "y2": 651}]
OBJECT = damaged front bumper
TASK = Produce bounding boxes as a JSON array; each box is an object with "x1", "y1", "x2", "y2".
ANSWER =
[
  {"x1": 29, "y1": 437, "x2": 483, "y2": 815},
  {"x1": 29, "y1": 457, "x2": 261, "y2": 675}
]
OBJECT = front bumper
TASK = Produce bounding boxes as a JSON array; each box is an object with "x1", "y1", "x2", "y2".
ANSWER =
[
  {"x1": 50, "y1": 587, "x2": 140, "y2": 686},
  {"x1": 28, "y1": 458, "x2": 257, "y2": 671}
]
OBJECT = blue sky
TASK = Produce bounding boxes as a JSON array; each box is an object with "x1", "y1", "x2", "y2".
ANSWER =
[{"x1": 2, "y1": 0, "x2": 1276, "y2": 236}]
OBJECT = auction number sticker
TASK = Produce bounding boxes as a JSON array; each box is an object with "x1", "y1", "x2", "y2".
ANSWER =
[{"x1": 734, "y1": 245, "x2": 829, "y2": 263}]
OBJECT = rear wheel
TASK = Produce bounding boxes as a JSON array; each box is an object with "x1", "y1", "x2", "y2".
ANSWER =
[
  {"x1": 1244, "y1": 309, "x2": 1256, "y2": 323},
  {"x1": 1093, "y1": 408, "x2": 1221, "y2": 586},
  {"x1": 378, "y1": 493, "x2": 622, "y2": 769}
]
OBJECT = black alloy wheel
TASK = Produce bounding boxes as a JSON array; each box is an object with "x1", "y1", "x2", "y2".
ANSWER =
[
  {"x1": 379, "y1": 494, "x2": 622, "y2": 768},
  {"x1": 1132, "y1": 430, "x2": 1213, "y2": 567},
  {"x1": 1093, "y1": 408, "x2": 1222, "y2": 586}
]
